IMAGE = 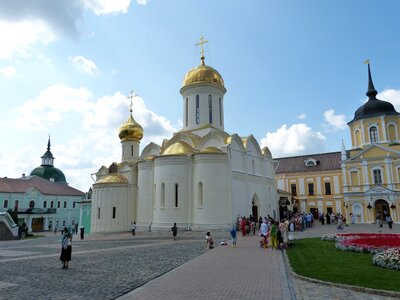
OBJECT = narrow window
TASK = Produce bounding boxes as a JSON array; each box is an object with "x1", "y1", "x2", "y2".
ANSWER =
[
  {"x1": 62, "y1": 220, "x2": 66, "y2": 227},
  {"x1": 153, "y1": 184, "x2": 156, "y2": 209},
  {"x1": 73, "y1": 201, "x2": 76, "y2": 209},
  {"x1": 57, "y1": 201, "x2": 61, "y2": 208},
  {"x1": 291, "y1": 184, "x2": 297, "y2": 196},
  {"x1": 370, "y1": 126, "x2": 378, "y2": 143},
  {"x1": 388, "y1": 124, "x2": 396, "y2": 141},
  {"x1": 50, "y1": 201, "x2": 54, "y2": 208},
  {"x1": 324, "y1": 182, "x2": 331, "y2": 195},
  {"x1": 112, "y1": 207, "x2": 116, "y2": 219},
  {"x1": 161, "y1": 183, "x2": 165, "y2": 208},
  {"x1": 208, "y1": 95, "x2": 212, "y2": 124},
  {"x1": 219, "y1": 97, "x2": 222, "y2": 126},
  {"x1": 175, "y1": 183, "x2": 179, "y2": 208},
  {"x1": 63, "y1": 201, "x2": 67, "y2": 208},
  {"x1": 350, "y1": 171, "x2": 359, "y2": 185},
  {"x1": 14, "y1": 200, "x2": 19, "y2": 211},
  {"x1": 195, "y1": 95, "x2": 200, "y2": 124},
  {"x1": 252, "y1": 159, "x2": 255, "y2": 174},
  {"x1": 97, "y1": 207, "x2": 101, "y2": 219},
  {"x1": 373, "y1": 169, "x2": 382, "y2": 184},
  {"x1": 185, "y1": 97, "x2": 188, "y2": 126},
  {"x1": 308, "y1": 183, "x2": 314, "y2": 196},
  {"x1": 3, "y1": 200, "x2": 8, "y2": 209},
  {"x1": 29, "y1": 200, "x2": 35, "y2": 208},
  {"x1": 43, "y1": 200, "x2": 47, "y2": 208},
  {"x1": 131, "y1": 145, "x2": 134, "y2": 156},
  {"x1": 198, "y1": 182, "x2": 203, "y2": 207}
]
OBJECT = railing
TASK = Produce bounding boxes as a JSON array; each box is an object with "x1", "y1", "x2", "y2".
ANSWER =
[{"x1": 0, "y1": 212, "x2": 19, "y2": 238}]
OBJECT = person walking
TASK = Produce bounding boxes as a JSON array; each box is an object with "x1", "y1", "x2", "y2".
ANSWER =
[
  {"x1": 60, "y1": 227, "x2": 72, "y2": 269},
  {"x1": 270, "y1": 221, "x2": 278, "y2": 249},
  {"x1": 230, "y1": 226, "x2": 237, "y2": 247},
  {"x1": 171, "y1": 223, "x2": 178, "y2": 240},
  {"x1": 131, "y1": 222, "x2": 136, "y2": 236},
  {"x1": 386, "y1": 215, "x2": 393, "y2": 229},
  {"x1": 205, "y1": 231, "x2": 214, "y2": 250}
]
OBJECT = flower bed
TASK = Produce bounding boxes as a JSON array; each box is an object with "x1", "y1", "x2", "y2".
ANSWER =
[
  {"x1": 321, "y1": 233, "x2": 400, "y2": 271},
  {"x1": 373, "y1": 248, "x2": 400, "y2": 271}
]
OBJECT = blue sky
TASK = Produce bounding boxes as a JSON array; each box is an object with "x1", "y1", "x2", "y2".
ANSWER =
[{"x1": 1, "y1": 0, "x2": 400, "y2": 191}]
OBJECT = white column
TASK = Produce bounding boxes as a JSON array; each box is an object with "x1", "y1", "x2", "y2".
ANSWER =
[
  {"x1": 381, "y1": 116, "x2": 387, "y2": 142},
  {"x1": 362, "y1": 160, "x2": 369, "y2": 191}
]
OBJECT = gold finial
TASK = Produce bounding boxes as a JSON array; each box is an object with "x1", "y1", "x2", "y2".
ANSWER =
[
  {"x1": 195, "y1": 35, "x2": 208, "y2": 65},
  {"x1": 127, "y1": 90, "x2": 136, "y2": 113},
  {"x1": 364, "y1": 59, "x2": 370, "y2": 65}
]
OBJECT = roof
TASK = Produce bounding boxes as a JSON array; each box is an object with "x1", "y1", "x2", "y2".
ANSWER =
[
  {"x1": 30, "y1": 165, "x2": 67, "y2": 184},
  {"x1": 0, "y1": 176, "x2": 85, "y2": 196},
  {"x1": 275, "y1": 151, "x2": 341, "y2": 174}
]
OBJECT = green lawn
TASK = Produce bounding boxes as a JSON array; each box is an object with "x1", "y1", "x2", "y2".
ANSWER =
[{"x1": 286, "y1": 238, "x2": 400, "y2": 292}]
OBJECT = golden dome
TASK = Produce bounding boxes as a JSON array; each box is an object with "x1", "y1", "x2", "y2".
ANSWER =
[
  {"x1": 161, "y1": 141, "x2": 194, "y2": 156},
  {"x1": 182, "y1": 58, "x2": 224, "y2": 89},
  {"x1": 119, "y1": 113, "x2": 143, "y2": 142},
  {"x1": 95, "y1": 173, "x2": 128, "y2": 185},
  {"x1": 200, "y1": 147, "x2": 224, "y2": 153}
]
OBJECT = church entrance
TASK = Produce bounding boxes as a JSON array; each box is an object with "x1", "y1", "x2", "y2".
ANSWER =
[
  {"x1": 31, "y1": 217, "x2": 44, "y2": 232},
  {"x1": 375, "y1": 199, "x2": 389, "y2": 221},
  {"x1": 278, "y1": 197, "x2": 290, "y2": 221},
  {"x1": 251, "y1": 196, "x2": 259, "y2": 221}
]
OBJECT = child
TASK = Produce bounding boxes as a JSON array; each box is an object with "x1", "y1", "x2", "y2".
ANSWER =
[{"x1": 230, "y1": 227, "x2": 237, "y2": 247}]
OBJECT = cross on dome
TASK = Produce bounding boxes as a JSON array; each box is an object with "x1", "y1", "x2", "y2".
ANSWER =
[
  {"x1": 195, "y1": 36, "x2": 208, "y2": 65},
  {"x1": 127, "y1": 90, "x2": 137, "y2": 113}
]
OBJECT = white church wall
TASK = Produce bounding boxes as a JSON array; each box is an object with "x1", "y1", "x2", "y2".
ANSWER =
[
  {"x1": 192, "y1": 154, "x2": 231, "y2": 229},
  {"x1": 152, "y1": 156, "x2": 190, "y2": 228},
  {"x1": 137, "y1": 160, "x2": 154, "y2": 228}
]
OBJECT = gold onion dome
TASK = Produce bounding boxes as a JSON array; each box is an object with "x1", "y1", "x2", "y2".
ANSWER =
[
  {"x1": 162, "y1": 141, "x2": 194, "y2": 155},
  {"x1": 182, "y1": 56, "x2": 224, "y2": 89},
  {"x1": 95, "y1": 173, "x2": 128, "y2": 185},
  {"x1": 119, "y1": 112, "x2": 143, "y2": 142}
]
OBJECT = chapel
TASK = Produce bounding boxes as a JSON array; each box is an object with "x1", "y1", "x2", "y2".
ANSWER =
[{"x1": 90, "y1": 40, "x2": 278, "y2": 233}]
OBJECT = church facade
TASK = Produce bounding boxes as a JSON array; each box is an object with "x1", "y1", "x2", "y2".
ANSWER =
[
  {"x1": 91, "y1": 51, "x2": 278, "y2": 233},
  {"x1": 276, "y1": 64, "x2": 399, "y2": 224}
]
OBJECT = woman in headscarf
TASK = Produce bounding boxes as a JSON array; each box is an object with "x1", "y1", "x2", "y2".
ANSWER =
[{"x1": 60, "y1": 227, "x2": 72, "y2": 269}]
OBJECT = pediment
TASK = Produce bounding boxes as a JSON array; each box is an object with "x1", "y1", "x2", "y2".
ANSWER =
[
  {"x1": 365, "y1": 185, "x2": 395, "y2": 195},
  {"x1": 348, "y1": 144, "x2": 400, "y2": 161}
]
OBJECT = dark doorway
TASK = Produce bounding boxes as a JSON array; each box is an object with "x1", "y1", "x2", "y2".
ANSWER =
[{"x1": 375, "y1": 199, "x2": 389, "y2": 221}]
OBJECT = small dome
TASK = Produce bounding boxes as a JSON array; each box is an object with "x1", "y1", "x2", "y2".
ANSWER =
[
  {"x1": 349, "y1": 99, "x2": 399, "y2": 124},
  {"x1": 119, "y1": 113, "x2": 143, "y2": 141},
  {"x1": 30, "y1": 166, "x2": 67, "y2": 184},
  {"x1": 95, "y1": 173, "x2": 128, "y2": 185},
  {"x1": 182, "y1": 58, "x2": 224, "y2": 89},
  {"x1": 161, "y1": 141, "x2": 194, "y2": 155}
]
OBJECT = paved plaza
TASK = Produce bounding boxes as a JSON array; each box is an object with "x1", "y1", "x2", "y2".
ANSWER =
[{"x1": 0, "y1": 223, "x2": 399, "y2": 300}]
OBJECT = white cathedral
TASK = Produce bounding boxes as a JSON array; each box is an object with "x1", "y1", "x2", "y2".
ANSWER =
[{"x1": 91, "y1": 44, "x2": 278, "y2": 233}]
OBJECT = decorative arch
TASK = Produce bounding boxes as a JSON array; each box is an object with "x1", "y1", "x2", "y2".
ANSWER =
[
  {"x1": 140, "y1": 142, "x2": 161, "y2": 158},
  {"x1": 368, "y1": 124, "x2": 379, "y2": 143},
  {"x1": 387, "y1": 122, "x2": 398, "y2": 142},
  {"x1": 354, "y1": 129, "x2": 362, "y2": 147},
  {"x1": 352, "y1": 203, "x2": 363, "y2": 223},
  {"x1": 245, "y1": 135, "x2": 263, "y2": 158},
  {"x1": 251, "y1": 193, "x2": 259, "y2": 220},
  {"x1": 226, "y1": 134, "x2": 247, "y2": 152},
  {"x1": 374, "y1": 199, "x2": 390, "y2": 221}
]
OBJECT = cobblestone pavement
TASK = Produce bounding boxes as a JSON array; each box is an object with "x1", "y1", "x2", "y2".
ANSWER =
[{"x1": 0, "y1": 224, "x2": 399, "y2": 300}]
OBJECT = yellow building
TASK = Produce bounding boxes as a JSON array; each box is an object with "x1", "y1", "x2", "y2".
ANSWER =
[
  {"x1": 342, "y1": 63, "x2": 399, "y2": 224},
  {"x1": 275, "y1": 64, "x2": 399, "y2": 224}
]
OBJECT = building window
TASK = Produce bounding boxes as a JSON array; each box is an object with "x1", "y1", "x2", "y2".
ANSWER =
[
  {"x1": 291, "y1": 184, "x2": 297, "y2": 196},
  {"x1": 161, "y1": 183, "x2": 165, "y2": 208},
  {"x1": 50, "y1": 201, "x2": 54, "y2": 208},
  {"x1": 350, "y1": 170, "x2": 359, "y2": 185},
  {"x1": 186, "y1": 98, "x2": 189, "y2": 126},
  {"x1": 198, "y1": 182, "x2": 203, "y2": 207},
  {"x1": 373, "y1": 169, "x2": 382, "y2": 184},
  {"x1": 175, "y1": 183, "x2": 179, "y2": 208},
  {"x1": 252, "y1": 159, "x2": 255, "y2": 174},
  {"x1": 131, "y1": 145, "x2": 134, "y2": 157},
  {"x1": 3, "y1": 200, "x2": 8, "y2": 209},
  {"x1": 97, "y1": 207, "x2": 100, "y2": 219},
  {"x1": 219, "y1": 97, "x2": 222, "y2": 126},
  {"x1": 14, "y1": 200, "x2": 19, "y2": 211},
  {"x1": 43, "y1": 201, "x2": 47, "y2": 208},
  {"x1": 195, "y1": 95, "x2": 200, "y2": 124},
  {"x1": 388, "y1": 124, "x2": 396, "y2": 141},
  {"x1": 208, "y1": 95, "x2": 212, "y2": 124},
  {"x1": 73, "y1": 201, "x2": 76, "y2": 209},
  {"x1": 370, "y1": 126, "x2": 378, "y2": 143},
  {"x1": 308, "y1": 183, "x2": 314, "y2": 196},
  {"x1": 29, "y1": 201, "x2": 35, "y2": 208},
  {"x1": 112, "y1": 207, "x2": 116, "y2": 219},
  {"x1": 324, "y1": 182, "x2": 331, "y2": 195},
  {"x1": 64, "y1": 201, "x2": 67, "y2": 208},
  {"x1": 153, "y1": 184, "x2": 156, "y2": 209},
  {"x1": 57, "y1": 201, "x2": 61, "y2": 208}
]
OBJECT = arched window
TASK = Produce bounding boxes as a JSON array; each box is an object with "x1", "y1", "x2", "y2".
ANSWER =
[
  {"x1": 373, "y1": 169, "x2": 382, "y2": 184},
  {"x1": 198, "y1": 182, "x2": 203, "y2": 207},
  {"x1": 388, "y1": 124, "x2": 397, "y2": 141},
  {"x1": 29, "y1": 200, "x2": 35, "y2": 208},
  {"x1": 195, "y1": 95, "x2": 200, "y2": 124},
  {"x1": 50, "y1": 201, "x2": 54, "y2": 208},
  {"x1": 252, "y1": 159, "x2": 255, "y2": 174},
  {"x1": 354, "y1": 129, "x2": 361, "y2": 146},
  {"x1": 161, "y1": 183, "x2": 165, "y2": 208},
  {"x1": 370, "y1": 126, "x2": 378, "y2": 143},
  {"x1": 350, "y1": 170, "x2": 359, "y2": 186},
  {"x1": 175, "y1": 183, "x2": 179, "y2": 208},
  {"x1": 208, "y1": 95, "x2": 212, "y2": 124}
]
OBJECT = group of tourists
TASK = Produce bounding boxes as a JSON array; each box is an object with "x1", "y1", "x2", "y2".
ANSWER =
[{"x1": 258, "y1": 217, "x2": 290, "y2": 250}]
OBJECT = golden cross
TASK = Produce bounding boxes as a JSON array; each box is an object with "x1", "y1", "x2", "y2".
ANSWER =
[
  {"x1": 127, "y1": 90, "x2": 136, "y2": 112},
  {"x1": 364, "y1": 59, "x2": 370, "y2": 65},
  {"x1": 195, "y1": 36, "x2": 208, "y2": 58}
]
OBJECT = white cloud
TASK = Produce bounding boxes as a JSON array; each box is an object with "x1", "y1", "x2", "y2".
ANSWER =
[
  {"x1": 84, "y1": 0, "x2": 131, "y2": 15},
  {"x1": 136, "y1": 0, "x2": 149, "y2": 5},
  {"x1": 323, "y1": 109, "x2": 347, "y2": 131},
  {"x1": 378, "y1": 89, "x2": 400, "y2": 112},
  {"x1": 0, "y1": 19, "x2": 55, "y2": 59},
  {"x1": 260, "y1": 123, "x2": 326, "y2": 157},
  {"x1": 71, "y1": 56, "x2": 99, "y2": 75},
  {"x1": 0, "y1": 66, "x2": 16, "y2": 78},
  {"x1": 296, "y1": 113, "x2": 306, "y2": 120}
]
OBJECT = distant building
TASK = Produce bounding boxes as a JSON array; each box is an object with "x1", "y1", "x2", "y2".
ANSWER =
[
  {"x1": 0, "y1": 138, "x2": 85, "y2": 232},
  {"x1": 276, "y1": 64, "x2": 399, "y2": 224}
]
